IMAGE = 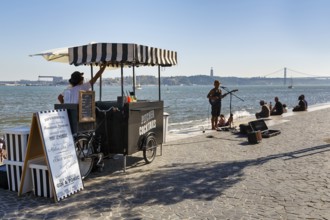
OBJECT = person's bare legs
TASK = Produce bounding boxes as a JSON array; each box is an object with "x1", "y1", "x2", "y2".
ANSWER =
[{"x1": 211, "y1": 116, "x2": 217, "y2": 130}]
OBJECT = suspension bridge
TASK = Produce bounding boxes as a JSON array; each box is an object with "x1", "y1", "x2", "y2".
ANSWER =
[{"x1": 262, "y1": 67, "x2": 330, "y2": 85}]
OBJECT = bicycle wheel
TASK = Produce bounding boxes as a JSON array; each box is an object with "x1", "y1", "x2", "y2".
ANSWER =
[
  {"x1": 75, "y1": 135, "x2": 94, "y2": 179},
  {"x1": 143, "y1": 135, "x2": 157, "y2": 164}
]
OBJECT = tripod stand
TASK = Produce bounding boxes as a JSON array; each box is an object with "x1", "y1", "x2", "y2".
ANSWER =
[{"x1": 221, "y1": 87, "x2": 244, "y2": 128}]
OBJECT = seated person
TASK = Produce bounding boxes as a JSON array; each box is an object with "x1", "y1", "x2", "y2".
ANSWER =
[
  {"x1": 225, "y1": 113, "x2": 234, "y2": 127},
  {"x1": 255, "y1": 100, "x2": 270, "y2": 119},
  {"x1": 282, "y1": 104, "x2": 288, "y2": 113},
  {"x1": 293, "y1": 95, "x2": 307, "y2": 112},
  {"x1": 301, "y1": 94, "x2": 308, "y2": 110},
  {"x1": 270, "y1": 96, "x2": 283, "y2": 116},
  {"x1": 218, "y1": 114, "x2": 226, "y2": 127}
]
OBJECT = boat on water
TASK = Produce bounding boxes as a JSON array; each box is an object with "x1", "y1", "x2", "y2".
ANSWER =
[
  {"x1": 136, "y1": 83, "x2": 142, "y2": 90},
  {"x1": 288, "y1": 77, "x2": 293, "y2": 89}
]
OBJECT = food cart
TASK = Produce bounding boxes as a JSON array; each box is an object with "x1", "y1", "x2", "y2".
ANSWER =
[{"x1": 48, "y1": 43, "x2": 178, "y2": 178}]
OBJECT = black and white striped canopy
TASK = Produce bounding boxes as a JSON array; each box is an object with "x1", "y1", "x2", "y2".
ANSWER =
[{"x1": 69, "y1": 43, "x2": 177, "y2": 67}]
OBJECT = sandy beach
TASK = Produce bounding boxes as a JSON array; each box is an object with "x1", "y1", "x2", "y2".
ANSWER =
[{"x1": 1, "y1": 105, "x2": 330, "y2": 219}]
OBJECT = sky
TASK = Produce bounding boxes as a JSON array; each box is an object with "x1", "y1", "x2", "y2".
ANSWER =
[{"x1": 1, "y1": 0, "x2": 330, "y2": 81}]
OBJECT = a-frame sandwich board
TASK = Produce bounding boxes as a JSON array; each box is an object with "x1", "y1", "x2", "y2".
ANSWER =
[{"x1": 19, "y1": 109, "x2": 84, "y2": 202}]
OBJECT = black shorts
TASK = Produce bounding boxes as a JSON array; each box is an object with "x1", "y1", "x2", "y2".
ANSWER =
[{"x1": 211, "y1": 104, "x2": 221, "y2": 117}]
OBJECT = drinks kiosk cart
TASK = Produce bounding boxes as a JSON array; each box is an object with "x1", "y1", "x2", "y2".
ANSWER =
[{"x1": 51, "y1": 43, "x2": 177, "y2": 178}]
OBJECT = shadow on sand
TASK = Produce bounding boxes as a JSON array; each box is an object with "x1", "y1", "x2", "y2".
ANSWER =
[{"x1": 1, "y1": 143, "x2": 330, "y2": 219}]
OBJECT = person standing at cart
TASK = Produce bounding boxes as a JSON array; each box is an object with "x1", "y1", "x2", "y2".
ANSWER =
[
  {"x1": 62, "y1": 64, "x2": 106, "y2": 104},
  {"x1": 207, "y1": 80, "x2": 227, "y2": 130}
]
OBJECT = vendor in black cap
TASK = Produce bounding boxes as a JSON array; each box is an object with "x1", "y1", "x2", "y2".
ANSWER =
[{"x1": 59, "y1": 64, "x2": 106, "y2": 104}]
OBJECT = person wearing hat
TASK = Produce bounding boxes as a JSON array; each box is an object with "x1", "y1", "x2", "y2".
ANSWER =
[
  {"x1": 61, "y1": 64, "x2": 106, "y2": 104},
  {"x1": 255, "y1": 100, "x2": 270, "y2": 119},
  {"x1": 207, "y1": 80, "x2": 228, "y2": 130}
]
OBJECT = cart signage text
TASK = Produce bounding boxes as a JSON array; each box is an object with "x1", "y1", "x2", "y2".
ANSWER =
[{"x1": 139, "y1": 110, "x2": 156, "y2": 135}]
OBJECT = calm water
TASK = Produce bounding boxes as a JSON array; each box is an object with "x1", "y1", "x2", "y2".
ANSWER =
[{"x1": 1, "y1": 84, "x2": 330, "y2": 134}]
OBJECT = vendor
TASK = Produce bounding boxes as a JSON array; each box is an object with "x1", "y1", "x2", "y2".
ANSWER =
[{"x1": 62, "y1": 64, "x2": 106, "y2": 104}]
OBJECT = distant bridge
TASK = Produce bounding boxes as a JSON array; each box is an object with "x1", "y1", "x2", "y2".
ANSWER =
[{"x1": 262, "y1": 68, "x2": 330, "y2": 85}]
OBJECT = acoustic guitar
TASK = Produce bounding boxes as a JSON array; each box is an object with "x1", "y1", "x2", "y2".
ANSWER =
[{"x1": 209, "y1": 89, "x2": 238, "y2": 106}]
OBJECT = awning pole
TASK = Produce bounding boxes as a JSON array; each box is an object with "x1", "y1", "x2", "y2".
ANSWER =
[
  {"x1": 90, "y1": 65, "x2": 94, "y2": 91},
  {"x1": 99, "y1": 74, "x2": 102, "y2": 101},
  {"x1": 121, "y1": 64, "x2": 124, "y2": 104},
  {"x1": 133, "y1": 65, "x2": 136, "y2": 95},
  {"x1": 158, "y1": 65, "x2": 161, "y2": 101}
]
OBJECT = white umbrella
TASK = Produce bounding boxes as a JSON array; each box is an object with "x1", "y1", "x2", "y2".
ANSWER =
[
  {"x1": 29, "y1": 47, "x2": 69, "y2": 63},
  {"x1": 30, "y1": 45, "x2": 119, "y2": 70}
]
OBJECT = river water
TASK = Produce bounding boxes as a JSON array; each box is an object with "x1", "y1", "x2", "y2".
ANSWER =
[{"x1": 1, "y1": 84, "x2": 330, "y2": 134}]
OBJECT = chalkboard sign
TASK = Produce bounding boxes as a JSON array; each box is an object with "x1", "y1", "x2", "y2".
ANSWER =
[{"x1": 79, "y1": 91, "x2": 95, "y2": 123}]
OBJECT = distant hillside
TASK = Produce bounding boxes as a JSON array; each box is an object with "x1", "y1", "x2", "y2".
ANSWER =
[
  {"x1": 3, "y1": 75, "x2": 330, "y2": 86},
  {"x1": 101, "y1": 75, "x2": 330, "y2": 86}
]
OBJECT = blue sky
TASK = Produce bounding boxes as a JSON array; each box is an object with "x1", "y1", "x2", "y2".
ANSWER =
[{"x1": 1, "y1": 0, "x2": 330, "y2": 81}]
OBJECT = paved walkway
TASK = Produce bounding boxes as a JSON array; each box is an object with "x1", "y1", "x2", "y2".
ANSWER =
[{"x1": 1, "y1": 107, "x2": 330, "y2": 219}]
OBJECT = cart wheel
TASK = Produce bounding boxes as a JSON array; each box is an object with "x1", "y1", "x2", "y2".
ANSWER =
[
  {"x1": 75, "y1": 135, "x2": 94, "y2": 179},
  {"x1": 143, "y1": 135, "x2": 157, "y2": 164}
]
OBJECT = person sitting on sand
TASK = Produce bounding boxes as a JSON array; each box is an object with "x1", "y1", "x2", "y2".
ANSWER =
[
  {"x1": 293, "y1": 95, "x2": 307, "y2": 112},
  {"x1": 282, "y1": 104, "x2": 288, "y2": 113},
  {"x1": 301, "y1": 94, "x2": 308, "y2": 110},
  {"x1": 255, "y1": 100, "x2": 270, "y2": 119},
  {"x1": 270, "y1": 96, "x2": 283, "y2": 116},
  {"x1": 225, "y1": 113, "x2": 234, "y2": 127},
  {"x1": 218, "y1": 114, "x2": 226, "y2": 127}
]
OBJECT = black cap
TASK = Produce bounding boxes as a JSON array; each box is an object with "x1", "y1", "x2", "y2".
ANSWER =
[{"x1": 69, "y1": 71, "x2": 84, "y2": 86}]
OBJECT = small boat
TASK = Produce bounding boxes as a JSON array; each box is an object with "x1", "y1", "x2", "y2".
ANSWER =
[
  {"x1": 136, "y1": 83, "x2": 142, "y2": 90},
  {"x1": 288, "y1": 77, "x2": 293, "y2": 89}
]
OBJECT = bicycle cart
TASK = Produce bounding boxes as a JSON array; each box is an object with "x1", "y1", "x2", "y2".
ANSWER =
[{"x1": 47, "y1": 42, "x2": 178, "y2": 178}]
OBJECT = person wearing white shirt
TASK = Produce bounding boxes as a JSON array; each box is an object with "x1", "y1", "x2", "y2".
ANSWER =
[{"x1": 62, "y1": 64, "x2": 106, "y2": 104}]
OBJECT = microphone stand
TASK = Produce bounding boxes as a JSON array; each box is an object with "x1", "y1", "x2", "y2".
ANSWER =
[{"x1": 221, "y1": 87, "x2": 244, "y2": 129}]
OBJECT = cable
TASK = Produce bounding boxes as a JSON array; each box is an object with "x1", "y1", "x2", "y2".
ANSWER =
[
  {"x1": 263, "y1": 68, "x2": 284, "y2": 77},
  {"x1": 286, "y1": 68, "x2": 322, "y2": 77}
]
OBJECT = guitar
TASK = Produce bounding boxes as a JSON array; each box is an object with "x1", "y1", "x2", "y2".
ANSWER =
[{"x1": 208, "y1": 89, "x2": 238, "y2": 106}]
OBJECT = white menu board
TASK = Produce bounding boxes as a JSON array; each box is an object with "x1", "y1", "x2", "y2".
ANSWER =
[{"x1": 37, "y1": 110, "x2": 83, "y2": 201}]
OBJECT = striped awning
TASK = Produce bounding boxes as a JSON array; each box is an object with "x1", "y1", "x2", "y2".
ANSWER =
[{"x1": 69, "y1": 43, "x2": 177, "y2": 67}]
